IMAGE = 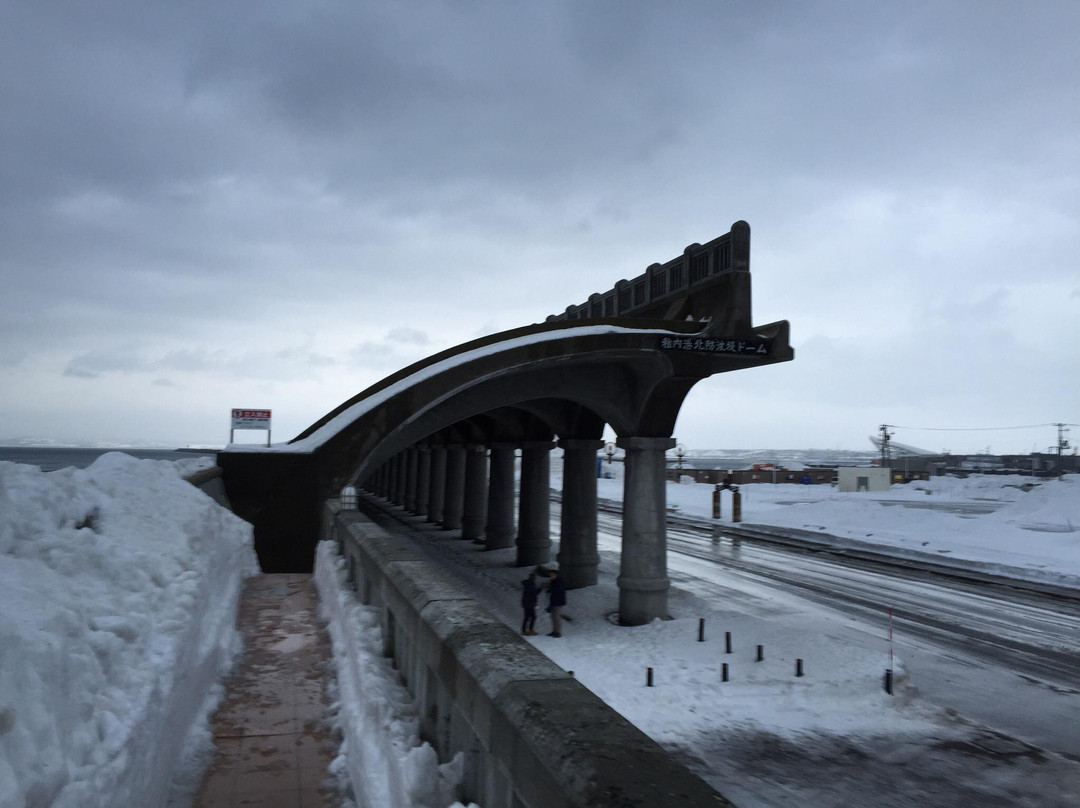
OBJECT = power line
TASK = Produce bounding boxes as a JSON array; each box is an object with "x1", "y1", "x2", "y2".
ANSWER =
[{"x1": 886, "y1": 423, "x2": 1077, "y2": 432}]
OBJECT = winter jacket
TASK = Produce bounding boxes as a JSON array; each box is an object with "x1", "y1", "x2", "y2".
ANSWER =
[
  {"x1": 547, "y1": 575, "x2": 567, "y2": 608},
  {"x1": 521, "y1": 576, "x2": 539, "y2": 608}
]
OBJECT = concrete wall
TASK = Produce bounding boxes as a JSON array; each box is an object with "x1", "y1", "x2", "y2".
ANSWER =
[
  {"x1": 322, "y1": 504, "x2": 735, "y2": 808},
  {"x1": 184, "y1": 465, "x2": 232, "y2": 508}
]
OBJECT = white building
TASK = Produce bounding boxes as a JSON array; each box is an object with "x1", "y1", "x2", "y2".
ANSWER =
[{"x1": 836, "y1": 466, "x2": 891, "y2": 492}]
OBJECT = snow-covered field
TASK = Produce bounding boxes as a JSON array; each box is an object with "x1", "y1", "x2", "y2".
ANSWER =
[
  {"x1": 400, "y1": 468, "x2": 1080, "y2": 806},
  {"x1": 0, "y1": 454, "x2": 258, "y2": 808},
  {"x1": 2, "y1": 452, "x2": 1077, "y2": 807},
  {"x1": 643, "y1": 471, "x2": 1080, "y2": 586}
]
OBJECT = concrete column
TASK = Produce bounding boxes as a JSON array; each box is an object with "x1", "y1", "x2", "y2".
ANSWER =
[
  {"x1": 386, "y1": 454, "x2": 399, "y2": 503},
  {"x1": 376, "y1": 463, "x2": 389, "y2": 499},
  {"x1": 462, "y1": 444, "x2": 488, "y2": 542},
  {"x1": 442, "y1": 444, "x2": 466, "y2": 530},
  {"x1": 386, "y1": 459, "x2": 396, "y2": 499},
  {"x1": 485, "y1": 443, "x2": 517, "y2": 550},
  {"x1": 616, "y1": 436, "x2": 675, "y2": 625},
  {"x1": 557, "y1": 438, "x2": 603, "y2": 589},
  {"x1": 516, "y1": 440, "x2": 554, "y2": 567},
  {"x1": 415, "y1": 445, "x2": 431, "y2": 517},
  {"x1": 427, "y1": 444, "x2": 447, "y2": 524},
  {"x1": 393, "y1": 452, "x2": 407, "y2": 507},
  {"x1": 404, "y1": 447, "x2": 419, "y2": 512}
]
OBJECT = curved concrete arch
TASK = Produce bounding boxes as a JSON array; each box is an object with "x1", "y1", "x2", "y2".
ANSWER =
[
  {"x1": 219, "y1": 317, "x2": 791, "y2": 572},
  {"x1": 219, "y1": 221, "x2": 792, "y2": 625},
  {"x1": 301, "y1": 319, "x2": 788, "y2": 490}
]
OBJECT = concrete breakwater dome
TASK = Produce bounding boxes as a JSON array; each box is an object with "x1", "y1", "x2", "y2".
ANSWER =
[{"x1": 219, "y1": 220, "x2": 793, "y2": 625}]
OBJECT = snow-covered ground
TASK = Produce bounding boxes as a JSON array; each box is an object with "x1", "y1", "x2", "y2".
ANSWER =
[
  {"x1": 650, "y1": 471, "x2": 1080, "y2": 587},
  {"x1": 0, "y1": 454, "x2": 258, "y2": 808},
  {"x1": 378, "y1": 468, "x2": 1080, "y2": 807},
  {"x1": 2, "y1": 452, "x2": 1078, "y2": 807}
]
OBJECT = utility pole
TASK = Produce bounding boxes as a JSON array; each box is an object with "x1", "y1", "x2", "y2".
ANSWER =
[
  {"x1": 1055, "y1": 423, "x2": 1070, "y2": 480},
  {"x1": 878, "y1": 424, "x2": 894, "y2": 471}
]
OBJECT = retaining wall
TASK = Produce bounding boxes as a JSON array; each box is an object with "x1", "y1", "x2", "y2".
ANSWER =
[
  {"x1": 322, "y1": 503, "x2": 735, "y2": 808},
  {"x1": 184, "y1": 465, "x2": 232, "y2": 508}
]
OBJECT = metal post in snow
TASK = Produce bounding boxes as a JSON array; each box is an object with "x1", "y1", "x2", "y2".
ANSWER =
[{"x1": 885, "y1": 607, "x2": 894, "y2": 695}]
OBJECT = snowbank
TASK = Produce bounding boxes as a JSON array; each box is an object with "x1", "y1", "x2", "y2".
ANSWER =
[
  {"x1": 0, "y1": 453, "x2": 259, "y2": 808},
  {"x1": 313, "y1": 541, "x2": 475, "y2": 808}
]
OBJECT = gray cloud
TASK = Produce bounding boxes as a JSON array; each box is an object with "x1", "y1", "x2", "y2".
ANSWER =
[
  {"x1": 386, "y1": 328, "x2": 429, "y2": 346},
  {"x1": 2, "y1": 1, "x2": 1077, "y2": 451}
]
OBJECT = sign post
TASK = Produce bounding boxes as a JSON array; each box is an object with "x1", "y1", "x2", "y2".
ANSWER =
[{"x1": 230, "y1": 409, "x2": 272, "y2": 446}]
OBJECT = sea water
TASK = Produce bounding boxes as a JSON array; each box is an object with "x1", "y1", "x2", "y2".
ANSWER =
[{"x1": 0, "y1": 446, "x2": 217, "y2": 471}]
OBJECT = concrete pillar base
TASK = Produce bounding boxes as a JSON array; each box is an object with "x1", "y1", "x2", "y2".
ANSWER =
[{"x1": 616, "y1": 575, "x2": 671, "y2": 627}]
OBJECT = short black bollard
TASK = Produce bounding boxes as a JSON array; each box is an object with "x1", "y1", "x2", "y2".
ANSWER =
[
  {"x1": 725, "y1": 631, "x2": 732, "y2": 654},
  {"x1": 698, "y1": 618, "x2": 705, "y2": 642},
  {"x1": 796, "y1": 658, "x2": 804, "y2": 677},
  {"x1": 756, "y1": 644, "x2": 764, "y2": 662},
  {"x1": 884, "y1": 668, "x2": 893, "y2": 695},
  {"x1": 647, "y1": 667, "x2": 654, "y2": 687},
  {"x1": 722, "y1": 662, "x2": 729, "y2": 682}
]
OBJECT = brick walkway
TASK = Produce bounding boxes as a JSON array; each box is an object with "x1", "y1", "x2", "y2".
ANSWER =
[{"x1": 193, "y1": 574, "x2": 338, "y2": 808}]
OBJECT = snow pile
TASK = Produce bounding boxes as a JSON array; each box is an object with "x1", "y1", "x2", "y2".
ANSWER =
[
  {"x1": 0, "y1": 453, "x2": 258, "y2": 808},
  {"x1": 314, "y1": 541, "x2": 477, "y2": 808}
]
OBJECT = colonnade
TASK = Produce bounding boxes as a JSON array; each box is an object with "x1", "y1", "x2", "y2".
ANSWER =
[{"x1": 360, "y1": 436, "x2": 675, "y2": 625}]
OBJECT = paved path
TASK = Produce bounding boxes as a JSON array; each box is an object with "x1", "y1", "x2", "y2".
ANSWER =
[{"x1": 193, "y1": 573, "x2": 338, "y2": 808}]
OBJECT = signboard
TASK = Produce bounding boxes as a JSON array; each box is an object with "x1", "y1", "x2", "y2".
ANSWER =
[
  {"x1": 230, "y1": 408, "x2": 272, "y2": 446},
  {"x1": 659, "y1": 336, "x2": 769, "y2": 355},
  {"x1": 231, "y1": 409, "x2": 272, "y2": 430}
]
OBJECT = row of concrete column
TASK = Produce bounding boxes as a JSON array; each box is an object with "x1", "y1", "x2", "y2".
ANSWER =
[{"x1": 363, "y1": 437, "x2": 675, "y2": 625}]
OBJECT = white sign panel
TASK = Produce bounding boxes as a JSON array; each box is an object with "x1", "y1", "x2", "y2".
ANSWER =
[{"x1": 231, "y1": 409, "x2": 272, "y2": 430}]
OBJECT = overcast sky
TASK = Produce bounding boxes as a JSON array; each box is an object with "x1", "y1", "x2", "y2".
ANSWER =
[{"x1": 2, "y1": 1, "x2": 1077, "y2": 454}]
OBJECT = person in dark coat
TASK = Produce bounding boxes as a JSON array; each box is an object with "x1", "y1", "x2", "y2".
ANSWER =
[
  {"x1": 545, "y1": 568, "x2": 567, "y2": 637},
  {"x1": 521, "y1": 573, "x2": 539, "y2": 635}
]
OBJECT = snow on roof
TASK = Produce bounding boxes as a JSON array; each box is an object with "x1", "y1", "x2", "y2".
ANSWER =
[{"x1": 224, "y1": 323, "x2": 687, "y2": 453}]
